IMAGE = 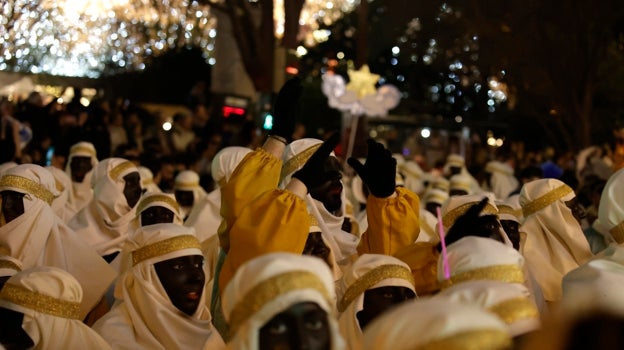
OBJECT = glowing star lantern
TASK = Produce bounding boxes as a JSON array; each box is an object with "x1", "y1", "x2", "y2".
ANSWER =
[
  {"x1": 346, "y1": 65, "x2": 380, "y2": 98},
  {"x1": 322, "y1": 66, "x2": 401, "y2": 117}
]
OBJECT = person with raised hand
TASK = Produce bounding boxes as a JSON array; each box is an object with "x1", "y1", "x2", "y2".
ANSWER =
[
  {"x1": 210, "y1": 77, "x2": 307, "y2": 338},
  {"x1": 219, "y1": 132, "x2": 342, "y2": 298},
  {"x1": 270, "y1": 76, "x2": 302, "y2": 144},
  {"x1": 346, "y1": 139, "x2": 421, "y2": 256}
]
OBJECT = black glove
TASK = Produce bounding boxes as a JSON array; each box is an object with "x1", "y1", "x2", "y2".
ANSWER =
[
  {"x1": 272, "y1": 76, "x2": 302, "y2": 141},
  {"x1": 347, "y1": 139, "x2": 396, "y2": 198},
  {"x1": 437, "y1": 197, "x2": 500, "y2": 251},
  {"x1": 292, "y1": 132, "x2": 340, "y2": 191}
]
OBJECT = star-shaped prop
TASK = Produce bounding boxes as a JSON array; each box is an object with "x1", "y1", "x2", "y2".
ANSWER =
[
  {"x1": 322, "y1": 67, "x2": 401, "y2": 117},
  {"x1": 346, "y1": 65, "x2": 380, "y2": 99}
]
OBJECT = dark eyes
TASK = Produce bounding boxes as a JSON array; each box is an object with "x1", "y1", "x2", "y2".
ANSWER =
[
  {"x1": 171, "y1": 261, "x2": 203, "y2": 270},
  {"x1": 267, "y1": 318, "x2": 326, "y2": 335}
]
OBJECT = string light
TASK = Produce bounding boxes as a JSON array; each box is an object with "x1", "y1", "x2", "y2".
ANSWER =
[
  {"x1": 274, "y1": 0, "x2": 358, "y2": 46},
  {"x1": 1, "y1": 0, "x2": 217, "y2": 77}
]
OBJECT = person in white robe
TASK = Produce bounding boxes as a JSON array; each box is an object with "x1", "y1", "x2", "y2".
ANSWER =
[
  {"x1": 65, "y1": 141, "x2": 98, "y2": 212},
  {"x1": 336, "y1": 254, "x2": 416, "y2": 350},
  {"x1": 362, "y1": 298, "x2": 512, "y2": 350},
  {"x1": 69, "y1": 158, "x2": 141, "y2": 267},
  {"x1": 484, "y1": 160, "x2": 519, "y2": 199},
  {"x1": 0, "y1": 266, "x2": 113, "y2": 350},
  {"x1": 221, "y1": 252, "x2": 344, "y2": 350},
  {"x1": 93, "y1": 223, "x2": 224, "y2": 350},
  {"x1": 0, "y1": 164, "x2": 116, "y2": 319},
  {"x1": 519, "y1": 178, "x2": 593, "y2": 303}
]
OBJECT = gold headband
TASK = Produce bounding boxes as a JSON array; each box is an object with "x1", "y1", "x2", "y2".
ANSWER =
[
  {"x1": 431, "y1": 181, "x2": 450, "y2": 192},
  {"x1": 0, "y1": 283, "x2": 81, "y2": 319},
  {"x1": 497, "y1": 205, "x2": 521, "y2": 220},
  {"x1": 442, "y1": 202, "x2": 498, "y2": 229},
  {"x1": 425, "y1": 192, "x2": 448, "y2": 205},
  {"x1": 109, "y1": 161, "x2": 136, "y2": 181},
  {"x1": 609, "y1": 221, "x2": 624, "y2": 244},
  {"x1": 229, "y1": 270, "x2": 331, "y2": 336},
  {"x1": 132, "y1": 235, "x2": 201, "y2": 266},
  {"x1": 54, "y1": 178, "x2": 65, "y2": 192},
  {"x1": 489, "y1": 297, "x2": 539, "y2": 325},
  {"x1": 450, "y1": 180, "x2": 471, "y2": 191},
  {"x1": 522, "y1": 184, "x2": 573, "y2": 218},
  {"x1": 338, "y1": 264, "x2": 415, "y2": 312},
  {"x1": 136, "y1": 194, "x2": 180, "y2": 218},
  {"x1": 70, "y1": 145, "x2": 97, "y2": 158},
  {"x1": 280, "y1": 143, "x2": 322, "y2": 182},
  {"x1": 0, "y1": 175, "x2": 56, "y2": 205},
  {"x1": 419, "y1": 329, "x2": 511, "y2": 350},
  {"x1": 439, "y1": 264, "x2": 524, "y2": 290},
  {"x1": 174, "y1": 181, "x2": 199, "y2": 190},
  {"x1": 0, "y1": 259, "x2": 21, "y2": 272}
]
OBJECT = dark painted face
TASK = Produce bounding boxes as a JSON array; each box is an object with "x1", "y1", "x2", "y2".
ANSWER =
[
  {"x1": 565, "y1": 197, "x2": 587, "y2": 226},
  {"x1": 449, "y1": 189, "x2": 468, "y2": 197},
  {"x1": 501, "y1": 220, "x2": 520, "y2": 250},
  {"x1": 154, "y1": 254, "x2": 205, "y2": 316},
  {"x1": 1, "y1": 191, "x2": 25, "y2": 225},
  {"x1": 303, "y1": 232, "x2": 331, "y2": 268},
  {"x1": 141, "y1": 206, "x2": 175, "y2": 226},
  {"x1": 0, "y1": 307, "x2": 34, "y2": 350},
  {"x1": 309, "y1": 157, "x2": 343, "y2": 214},
  {"x1": 69, "y1": 156, "x2": 93, "y2": 183},
  {"x1": 356, "y1": 286, "x2": 416, "y2": 330},
  {"x1": 425, "y1": 202, "x2": 441, "y2": 216},
  {"x1": 480, "y1": 215, "x2": 505, "y2": 244},
  {"x1": 449, "y1": 166, "x2": 462, "y2": 176},
  {"x1": 259, "y1": 301, "x2": 330, "y2": 350},
  {"x1": 123, "y1": 172, "x2": 142, "y2": 209},
  {"x1": 175, "y1": 190, "x2": 194, "y2": 208}
]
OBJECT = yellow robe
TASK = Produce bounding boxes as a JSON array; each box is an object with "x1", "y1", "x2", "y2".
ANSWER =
[
  {"x1": 217, "y1": 148, "x2": 282, "y2": 252},
  {"x1": 357, "y1": 187, "x2": 421, "y2": 256}
]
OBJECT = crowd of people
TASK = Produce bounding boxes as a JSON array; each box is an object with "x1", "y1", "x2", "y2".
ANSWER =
[{"x1": 1, "y1": 77, "x2": 624, "y2": 349}]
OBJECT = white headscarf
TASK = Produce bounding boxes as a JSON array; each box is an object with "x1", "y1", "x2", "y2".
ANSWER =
[
  {"x1": 519, "y1": 178, "x2": 593, "y2": 301},
  {"x1": 138, "y1": 166, "x2": 161, "y2": 194},
  {"x1": 93, "y1": 224, "x2": 223, "y2": 350},
  {"x1": 337, "y1": 254, "x2": 415, "y2": 350},
  {"x1": 65, "y1": 141, "x2": 98, "y2": 212},
  {"x1": 184, "y1": 147, "x2": 252, "y2": 244},
  {"x1": 69, "y1": 158, "x2": 139, "y2": 257},
  {"x1": 438, "y1": 236, "x2": 526, "y2": 289},
  {"x1": 174, "y1": 170, "x2": 208, "y2": 219},
  {"x1": 443, "y1": 154, "x2": 482, "y2": 194},
  {"x1": 280, "y1": 138, "x2": 359, "y2": 265},
  {"x1": 435, "y1": 280, "x2": 540, "y2": 337},
  {"x1": 0, "y1": 266, "x2": 112, "y2": 350},
  {"x1": 222, "y1": 252, "x2": 344, "y2": 350},
  {"x1": 136, "y1": 192, "x2": 183, "y2": 227},
  {"x1": 400, "y1": 160, "x2": 425, "y2": 196},
  {"x1": 362, "y1": 298, "x2": 511, "y2": 350},
  {"x1": 485, "y1": 161, "x2": 519, "y2": 199},
  {"x1": 449, "y1": 173, "x2": 474, "y2": 195},
  {"x1": 593, "y1": 168, "x2": 624, "y2": 244},
  {"x1": 441, "y1": 193, "x2": 513, "y2": 247},
  {"x1": 45, "y1": 165, "x2": 77, "y2": 223},
  {"x1": 561, "y1": 244, "x2": 624, "y2": 316},
  {"x1": 0, "y1": 164, "x2": 116, "y2": 319}
]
